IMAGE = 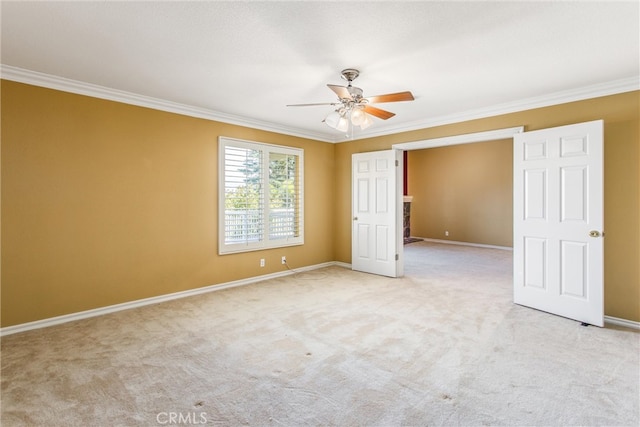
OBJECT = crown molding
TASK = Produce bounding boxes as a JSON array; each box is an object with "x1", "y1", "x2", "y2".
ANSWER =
[
  {"x1": 354, "y1": 75, "x2": 640, "y2": 141},
  {"x1": 0, "y1": 65, "x2": 336, "y2": 143},
  {"x1": 2, "y1": 65, "x2": 637, "y2": 144}
]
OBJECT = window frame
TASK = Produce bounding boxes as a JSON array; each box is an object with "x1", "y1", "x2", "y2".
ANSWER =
[{"x1": 218, "y1": 136, "x2": 304, "y2": 255}]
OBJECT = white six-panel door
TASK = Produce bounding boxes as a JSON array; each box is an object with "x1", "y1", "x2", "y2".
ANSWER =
[
  {"x1": 352, "y1": 150, "x2": 403, "y2": 278},
  {"x1": 514, "y1": 120, "x2": 604, "y2": 326}
]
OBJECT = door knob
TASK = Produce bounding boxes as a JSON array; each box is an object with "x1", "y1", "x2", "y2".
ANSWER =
[
  {"x1": 589, "y1": 230, "x2": 601, "y2": 238},
  {"x1": 353, "y1": 217, "x2": 358, "y2": 221}
]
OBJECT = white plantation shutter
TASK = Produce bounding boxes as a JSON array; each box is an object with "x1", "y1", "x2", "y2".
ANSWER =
[
  {"x1": 223, "y1": 145, "x2": 264, "y2": 245},
  {"x1": 219, "y1": 137, "x2": 303, "y2": 254},
  {"x1": 268, "y1": 152, "x2": 302, "y2": 241}
]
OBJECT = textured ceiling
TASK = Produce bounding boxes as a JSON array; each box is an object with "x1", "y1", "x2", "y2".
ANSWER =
[{"x1": 2, "y1": 1, "x2": 638, "y2": 142}]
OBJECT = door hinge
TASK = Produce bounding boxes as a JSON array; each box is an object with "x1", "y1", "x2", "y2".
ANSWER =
[
  {"x1": 395, "y1": 254, "x2": 399, "y2": 261},
  {"x1": 395, "y1": 160, "x2": 399, "y2": 167}
]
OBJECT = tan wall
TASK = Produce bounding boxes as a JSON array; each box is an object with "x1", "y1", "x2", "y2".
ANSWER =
[
  {"x1": 2, "y1": 81, "x2": 638, "y2": 325},
  {"x1": 1, "y1": 81, "x2": 336, "y2": 327},
  {"x1": 408, "y1": 139, "x2": 513, "y2": 247},
  {"x1": 334, "y1": 91, "x2": 639, "y2": 322}
]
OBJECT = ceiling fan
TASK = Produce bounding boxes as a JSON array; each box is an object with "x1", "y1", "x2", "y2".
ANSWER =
[{"x1": 287, "y1": 68, "x2": 415, "y2": 132}]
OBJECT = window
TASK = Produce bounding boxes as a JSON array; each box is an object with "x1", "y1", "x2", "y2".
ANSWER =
[{"x1": 219, "y1": 137, "x2": 303, "y2": 254}]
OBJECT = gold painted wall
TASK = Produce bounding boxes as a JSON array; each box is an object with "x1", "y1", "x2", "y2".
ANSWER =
[
  {"x1": 1, "y1": 81, "x2": 335, "y2": 327},
  {"x1": 334, "y1": 91, "x2": 639, "y2": 322},
  {"x1": 2, "y1": 81, "x2": 638, "y2": 325},
  {"x1": 408, "y1": 139, "x2": 513, "y2": 247}
]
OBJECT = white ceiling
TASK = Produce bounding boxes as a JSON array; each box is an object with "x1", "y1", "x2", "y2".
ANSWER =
[{"x1": 2, "y1": 1, "x2": 638, "y2": 142}]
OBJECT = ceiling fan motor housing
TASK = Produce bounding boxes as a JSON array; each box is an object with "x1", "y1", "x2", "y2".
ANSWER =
[
  {"x1": 348, "y1": 86, "x2": 364, "y2": 100},
  {"x1": 340, "y1": 69, "x2": 364, "y2": 101}
]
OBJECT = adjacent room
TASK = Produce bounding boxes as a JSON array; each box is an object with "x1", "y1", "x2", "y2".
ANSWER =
[{"x1": 2, "y1": 2, "x2": 638, "y2": 426}]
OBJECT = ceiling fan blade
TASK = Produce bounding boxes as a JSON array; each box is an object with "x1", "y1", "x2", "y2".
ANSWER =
[
  {"x1": 365, "y1": 91, "x2": 415, "y2": 104},
  {"x1": 286, "y1": 102, "x2": 339, "y2": 107},
  {"x1": 363, "y1": 105, "x2": 395, "y2": 120},
  {"x1": 327, "y1": 84, "x2": 353, "y2": 100}
]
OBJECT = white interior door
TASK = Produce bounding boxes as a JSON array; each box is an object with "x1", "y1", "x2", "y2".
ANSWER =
[
  {"x1": 514, "y1": 120, "x2": 604, "y2": 326},
  {"x1": 352, "y1": 150, "x2": 403, "y2": 278}
]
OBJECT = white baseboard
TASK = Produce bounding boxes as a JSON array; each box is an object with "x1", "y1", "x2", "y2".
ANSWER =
[
  {"x1": 333, "y1": 261, "x2": 352, "y2": 269},
  {"x1": 604, "y1": 316, "x2": 640, "y2": 330},
  {"x1": 416, "y1": 237, "x2": 513, "y2": 251},
  {"x1": 0, "y1": 261, "x2": 341, "y2": 337},
  {"x1": 3, "y1": 260, "x2": 636, "y2": 336}
]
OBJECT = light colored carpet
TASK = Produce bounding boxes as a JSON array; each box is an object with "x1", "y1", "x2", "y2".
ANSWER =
[{"x1": 1, "y1": 242, "x2": 638, "y2": 426}]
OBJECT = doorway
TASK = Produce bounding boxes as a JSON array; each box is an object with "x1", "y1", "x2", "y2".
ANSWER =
[{"x1": 402, "y1": 139, "x2": 514, "y2": 249}]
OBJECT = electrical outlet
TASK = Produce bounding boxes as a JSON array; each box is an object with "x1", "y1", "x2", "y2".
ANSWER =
[
  {"x1": 445, "y1": 231, "x2": 449, "y2": 237},
  {"x1": 281, "y1": 256, "x2": 287, "y2": 265},
  {"x1": 260, "y1": 259, "x2": 265, "y2": 267}
]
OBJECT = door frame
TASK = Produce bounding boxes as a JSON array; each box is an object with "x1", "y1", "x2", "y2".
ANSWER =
[
  {"x1": 392, "y1": 126, "x2": 524, "y2": 152},
  {"x1": 391, "y1": 127, "x2": 523, "y2": 271}
]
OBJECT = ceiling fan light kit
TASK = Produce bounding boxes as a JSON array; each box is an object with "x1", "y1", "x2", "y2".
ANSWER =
[
  {"x1": 324, "y1": 105, "x2": 374, "y2": 132},
  {"x1": 288, "y1": 68, "x2": 415, "y2": 135},
  {"x1": 324, "y1": 110, "x2": 349, "y2": 132}
]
